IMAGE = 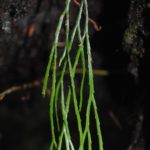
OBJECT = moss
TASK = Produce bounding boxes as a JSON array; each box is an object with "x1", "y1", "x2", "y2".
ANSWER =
[{"x1": 123, "y1": 0, "x2": 145, "y2": 63}]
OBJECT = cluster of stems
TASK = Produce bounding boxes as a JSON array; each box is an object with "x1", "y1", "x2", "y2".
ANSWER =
[{"x1": 42, "y1": 0, "x2": 103, "y2": 149}]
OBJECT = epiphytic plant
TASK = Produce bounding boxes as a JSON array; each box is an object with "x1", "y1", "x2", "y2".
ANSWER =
[{"x1": 42, "y1": 0, "x2": 103, "y2": 149}]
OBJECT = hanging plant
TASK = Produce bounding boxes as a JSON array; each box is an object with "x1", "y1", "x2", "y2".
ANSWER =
[{"x1": 42, "y1": 0, "x2": 103, "y2": 149}]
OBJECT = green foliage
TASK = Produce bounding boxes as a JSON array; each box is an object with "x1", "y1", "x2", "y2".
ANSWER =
[{"x1": 42, "y1": 0, "x2": 103, "y2": 149}]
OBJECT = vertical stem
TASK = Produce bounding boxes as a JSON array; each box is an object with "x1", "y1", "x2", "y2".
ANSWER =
[{"x1": 49, "y1": 47, "x2": 57, "y2": 149}]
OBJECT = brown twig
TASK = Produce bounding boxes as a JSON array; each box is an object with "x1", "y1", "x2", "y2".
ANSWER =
[
  {"x1": 88, "y1": 18, "x2": 102, "y2": 31},
  {"x1": 73, "y1": 0, "x2": 80, "y2": 6},
  {"x1": 24, "y1": 23, "x2": 36, "y2": 37},
  {"x1": 73, "y1": 0, "x2": 102, "y2": 31},
  {"x1": 0, "y1": 80, "x2": 42, "y2": 101},
  {"x1": 108, "y1": 110, "x2": 122, "y2": 129},
  {"x1": 0, "y1": 68, "x2": 109, "y2": 101}
]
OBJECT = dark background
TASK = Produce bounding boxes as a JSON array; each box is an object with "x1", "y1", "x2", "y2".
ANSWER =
[{"x1": 0, "y1": 0, "x2": 150, "y2": 150}]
